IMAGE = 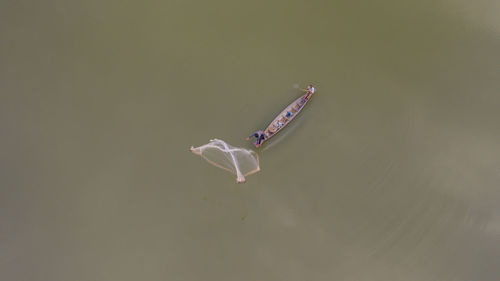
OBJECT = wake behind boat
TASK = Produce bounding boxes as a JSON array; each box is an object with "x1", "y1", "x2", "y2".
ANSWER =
[{"x1": 246, "y1": 85, "x2": 316, "y2": 148}]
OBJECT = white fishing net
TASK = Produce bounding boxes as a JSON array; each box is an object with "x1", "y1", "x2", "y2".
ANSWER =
[{"x1": 190, "y1": 139, "x2": 260, "y2": 183}]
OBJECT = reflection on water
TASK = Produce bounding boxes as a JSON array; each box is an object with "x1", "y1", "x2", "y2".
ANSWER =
[{"x1": 1, "y1": 0, "x2": 499, "y2": 280}]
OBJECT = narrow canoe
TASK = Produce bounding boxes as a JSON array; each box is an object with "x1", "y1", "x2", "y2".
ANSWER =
[{"x1": 249, "y1": 85, "x2": 316, "y2": 147}]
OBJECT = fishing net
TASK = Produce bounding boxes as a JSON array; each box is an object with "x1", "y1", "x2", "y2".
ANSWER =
[{"x1": 190, "y1": 139, "x2": 260, "y2": 183}]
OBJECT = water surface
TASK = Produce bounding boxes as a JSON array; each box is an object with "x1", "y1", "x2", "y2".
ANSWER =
[{"x1": 1, "y1": 0, "x2": 500, "y2": 280}]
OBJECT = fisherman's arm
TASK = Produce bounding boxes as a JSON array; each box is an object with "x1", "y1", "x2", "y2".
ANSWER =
[{"x1": 245, "y1": 132, "x2": 257, "y2": 140}]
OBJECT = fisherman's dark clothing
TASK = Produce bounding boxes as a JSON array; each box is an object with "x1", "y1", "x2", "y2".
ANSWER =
[{"x1": 249, "y1": 130, "x2": 265, "y2": 145}]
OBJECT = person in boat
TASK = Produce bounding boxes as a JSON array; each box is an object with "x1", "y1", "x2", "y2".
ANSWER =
[
  {"x1": 303, "y1": 85, "x2": 316, "y2": 100},
  {"x1": 305, "y1": 85, "x2": 316, "y2": 94},
  {"x1": 246, "y1": 130, "x2": 266, "y2": 147}
]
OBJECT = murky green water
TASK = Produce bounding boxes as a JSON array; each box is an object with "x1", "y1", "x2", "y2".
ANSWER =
[{"x1": 2, "y1": 0, "x2": 500, "y2": 280}]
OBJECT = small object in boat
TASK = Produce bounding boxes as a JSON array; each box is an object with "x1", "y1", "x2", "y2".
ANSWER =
[{"x1": 246, "y1": 85, "x2": 317, "y2": 148}]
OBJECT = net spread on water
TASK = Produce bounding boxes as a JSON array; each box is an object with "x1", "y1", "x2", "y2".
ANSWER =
[{"x1": 190, "y1": 139, "x2": 260, "y2": 183}]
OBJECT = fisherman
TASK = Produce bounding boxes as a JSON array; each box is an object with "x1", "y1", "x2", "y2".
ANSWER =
[
  {"x1": 304, "y1": 85, "x2": 316, "y2": 99},
  {"x1": 246, "y1": 130, "x2": 266, "y2": 147},
  {"x1": 305, "y1": 84, "x2": 316, "y2": 94}
]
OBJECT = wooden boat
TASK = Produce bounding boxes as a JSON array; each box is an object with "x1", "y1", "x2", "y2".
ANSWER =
[{"x1": 247, "y1": 85, "x2": 316, "y2": 147}]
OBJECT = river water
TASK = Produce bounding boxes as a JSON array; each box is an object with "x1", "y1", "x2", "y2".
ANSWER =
[{"x1": 1, "y1": 0, "x2": 500, "y2": 280}]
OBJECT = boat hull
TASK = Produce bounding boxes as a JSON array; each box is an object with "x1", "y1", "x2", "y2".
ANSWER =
[{"x1": 259, "y1": 92, "x2": 313, "y2": 145}]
